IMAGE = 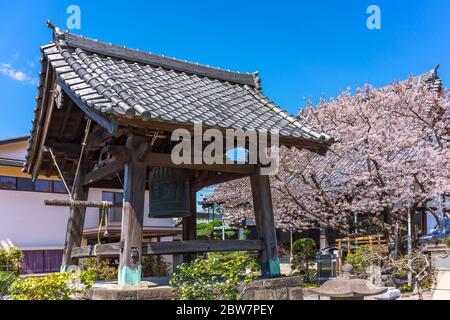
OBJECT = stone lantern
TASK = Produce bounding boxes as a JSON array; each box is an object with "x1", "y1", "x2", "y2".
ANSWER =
[{"x1": 311, "y1": 264, "x2": 387, "y2": 300}]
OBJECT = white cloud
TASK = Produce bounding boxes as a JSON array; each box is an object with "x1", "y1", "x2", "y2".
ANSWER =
[{"x1": 0, "y1": 63, "x2": 37, "y2": 85}]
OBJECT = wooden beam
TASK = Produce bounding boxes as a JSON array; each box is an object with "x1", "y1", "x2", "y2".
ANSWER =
[
  {"x1": 61, "y1": 171, "x2": 87, "y2": 271},
  {"x1": 71, "y1": 240, "x2": 264, "y2": 258},
  {"x1": 143, "y1": 240, "x2": 264, "y2": 255},
  {"x1": 144, "y1": 152, "x2": 255, "y2": 174},
  {"x1": 82, "y1": 159, "x2": 124, "y2": 186},
  {"x1": 57, "y1": 75, "x2": 118, "y2": 134},
  {"x1": 118, "y1": 134, "x2": 146, "y2": 285},
  {"x1": 44, "y1": 199, "x2": 120, "y2": 208},
  {"x1": 107, "y1": 147, "x2": 256, "y2": 175},
  {"x1": 26, "y1": 61, "x2": 51, "y2": 175},
  {"x1": 46, "y1": 141, "x2": 82, "y2": 156},
  {"x1": 116, "y1": 116, "x2": 332, "y2": 152},
  {"x1": 182, "y1": 190, "x2": 197, "y2": 262},
  {"x1": 32, "y1": 69, "x2": 56, "y2": 180},
  {"x1": 191, "y1": 172, "x2": 246, "y2": 191},
  {"x1": 250, "y1": 166, "x2": 280, "y2": 277},
  {"x1": 57, "y1": 99, "x2": 74, "y2": 140},
  {"x1": 72, "y1": 243, "x2": 119, "y2": 257},
  {"x1": 85, "y1": 125, "x2": 125, "y2": 150}
]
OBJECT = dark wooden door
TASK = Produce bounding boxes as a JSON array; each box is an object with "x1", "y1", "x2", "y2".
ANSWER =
[{"x1": 21, "y1": 250, "x2": 63, "y2": 274}]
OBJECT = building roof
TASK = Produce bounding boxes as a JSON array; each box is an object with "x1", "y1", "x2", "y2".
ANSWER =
[
  {"x1": 27, "y1": 24, "x2": 333, "y2": 157},
  {"x1": 402, "y1": 65, "x2": 442, "y2": 92},
  {"x1": 0, "y1": 136, "x2": 29, "y2": 146},
  {"x1": 0, "y1": 136, "x2": 29, "y2": 167}
]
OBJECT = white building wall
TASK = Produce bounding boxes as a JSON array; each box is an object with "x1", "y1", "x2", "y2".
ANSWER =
[
  {"x1": 84, "y1": 188, "x2": 175, "y2": 229},
  {"x1": 0, "y1": 139, "x2": 176, "y2": 250},
  {"x1": 0, "y1": 186, "x2": 176, "y2": 249},
  {"x1": 0, "y1": 190, "x2": 68, "y2": 249}
]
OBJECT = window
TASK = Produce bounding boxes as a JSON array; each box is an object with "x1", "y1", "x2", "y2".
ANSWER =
[
  {"x1": 17, "y1": 178, "x2": 33, "y2": 191},
  {"x1": 0, "y1": 176, "x2": 67, "y2": 194},
  {"x1": 35, "y1": 179, "x2": 52, "y2": 193},
  {"x1": 0, "y1": 176, "x2": 16, "y2": 190},
  {"x1": 53, "y1": 181, "x2": 68, "y2": 194},
  {"x1": 102, "y1": 191, "x2": 123, "y2": 222}
]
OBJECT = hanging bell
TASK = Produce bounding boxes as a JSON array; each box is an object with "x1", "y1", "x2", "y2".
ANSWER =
[{"x1": 148, "y1": 167, "x2": 191, "y2": 218}]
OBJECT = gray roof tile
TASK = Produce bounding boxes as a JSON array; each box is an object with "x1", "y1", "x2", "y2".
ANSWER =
[{"x1": 25, "y1": 28, "x2": 335, "y2": 171}]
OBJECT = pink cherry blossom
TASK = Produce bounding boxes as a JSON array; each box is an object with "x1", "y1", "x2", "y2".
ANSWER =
[{"x1": 208, "y1": 79, "x2": 449, "y2": 239}]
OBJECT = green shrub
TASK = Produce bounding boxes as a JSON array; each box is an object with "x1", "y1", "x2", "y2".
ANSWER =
[
  {"x1": 169, "y1": 254, "x2": 259, "y2": 300},
  {"x1": 142, "y1": 255, "x2": 169, "y2": 277},
  {"x1": 345, "y1": 245, "x2": 373, "y2": 273},
  {"x1": 291, "y1": 238, "x2": 316, "y2": 280},
  {"x1": 0, "y1": 272, "x2": 17, "y2": 298},
  {"x1": 197, "y1": 221, "x2": 226, "y2": 239},
  {"x1": 242, "y1": 229, "x2": 251, "y2": 240},
  {"x1": 224, "y1": 230, "x2": 236, "y2": 239},
  {"x1": 10, "y1": 270, "x2": 95, "y2": 300},
  {"x1": 399, "y1": 284, "x2": 413, "y2": 293},
  {"x1": 79, "y1": 258, "x2": 117, "y2": 281},
  {"x1": 292, "y1": 238, "x2": 316, "y2": 260},
  {"x1": 0, "y1": 247, "x2": 24, "y2": 274}
]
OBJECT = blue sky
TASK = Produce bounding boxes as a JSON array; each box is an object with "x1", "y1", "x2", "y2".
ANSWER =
[{"x1": 0, "y1": 0, "x2": 449, "y2": 140}]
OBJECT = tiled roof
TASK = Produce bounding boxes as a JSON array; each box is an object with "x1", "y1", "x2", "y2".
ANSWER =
[
  {"x1": 402, "y1": 65, "x2": 442, "y2": 92},
  {"x1": 0, "y1": 136, "x2": 29, "y2": 146},
  {"x1": 35, "y1": 26, "x2": 334, "y2": 145}
]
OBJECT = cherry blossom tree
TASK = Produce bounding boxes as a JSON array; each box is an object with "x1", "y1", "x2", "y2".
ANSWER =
[{"x1": 208, "y1": 78, "x2": 450, "y2": 246}]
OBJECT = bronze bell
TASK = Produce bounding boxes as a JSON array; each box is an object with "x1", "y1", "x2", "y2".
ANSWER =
[{"x1": 148, "y1": 167, "x2": 191, "y2": 218}]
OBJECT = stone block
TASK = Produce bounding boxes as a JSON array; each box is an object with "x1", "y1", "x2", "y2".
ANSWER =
[{"x1": 288, "y1": 287, "x2": 304, "y2": 300}]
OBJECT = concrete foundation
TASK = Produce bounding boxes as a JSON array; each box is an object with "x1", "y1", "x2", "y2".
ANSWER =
[{"x1": 86, "y1": 277, "x2": 172, "y2": 300}]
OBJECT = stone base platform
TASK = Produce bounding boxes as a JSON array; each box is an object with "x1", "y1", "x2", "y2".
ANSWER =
[
  {"x1": 241, "y1": 276, "x2": 304, "y2": 300},
  {"x1": 86, "y1": 276, "x2": 306, "y2": 300},
  {"x1": 86, "y1": 277, "x2": 173, "y2": 300}
]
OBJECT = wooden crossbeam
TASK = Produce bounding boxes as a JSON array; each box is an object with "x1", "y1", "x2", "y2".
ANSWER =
[
  {"x1": 145, "y1": 152, "x2": 255, "y2": 174},
  {"x1": 191, "y1": 172, "x2": 246, "y2": 191},
  {"x1": 71, "y1": 240, "x2": 264, "y2": 258},
  {"x1": 82, "y1": 159, "x2": 124, "y2": 186},
  {"x1": 44, "y1": 199, "x2": 121, "y2": 208},
  {"x1": 109, "y1": 146, "x2": 256, "y2": 175}
]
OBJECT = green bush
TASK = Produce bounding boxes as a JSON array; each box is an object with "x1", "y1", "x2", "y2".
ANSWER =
[
  {"x1": 169, "y1": 254, "x2": 259, "y2": 300},
  {"x1": 399, "y1": 284, "x2": 413, "y2": 293},
  {"x1": 345, "y1": 245, "x2": 373, "y2": 273},
  {"x1": 79, "y1": 258, "x2": 117, "y2": 280},
  {"x1": 0, "y1": 272, "x2": 17, "y2": 298},
  {"x1": 291, "y1": 238, "x2": 316, "y2": 281},
  {"x1": 0, "y1": 247, "x2": 24, "y2": 274},
  {"x1": 10, "y1": 270, "x2": 95, "y2": 300},
  {"x1": 292, "y1": 238, "x2": 316, "y2": 260},
  {"x1": 197, "y1": 221, "x2": 222, "y2": 239},
  {"x1": 242, "y1": 229, "x2": 251, "y2": 240},
  {"x1": 142, "y1": 255, "x2": 169, "y2": 277},
  {"x1": 224, "y1": 230, "x2": 236, "y2": 239}
]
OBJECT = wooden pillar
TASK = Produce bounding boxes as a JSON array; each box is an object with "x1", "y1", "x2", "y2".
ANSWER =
[
  {"x1": 118, "y1": 134, "x2": 146, "y2": 285},
  {"x1": 250, "y1": 167, "x2": 280, "y2": 277},
  {"x1": 182, "y1": 190, "x2": 197, "y2": 262},
  {"x1": 337, "y1": 240, "x2": 342, "y2": 274},
  {"x1": 61, "y1": 174, "x2": 87, "y2": 271}
]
